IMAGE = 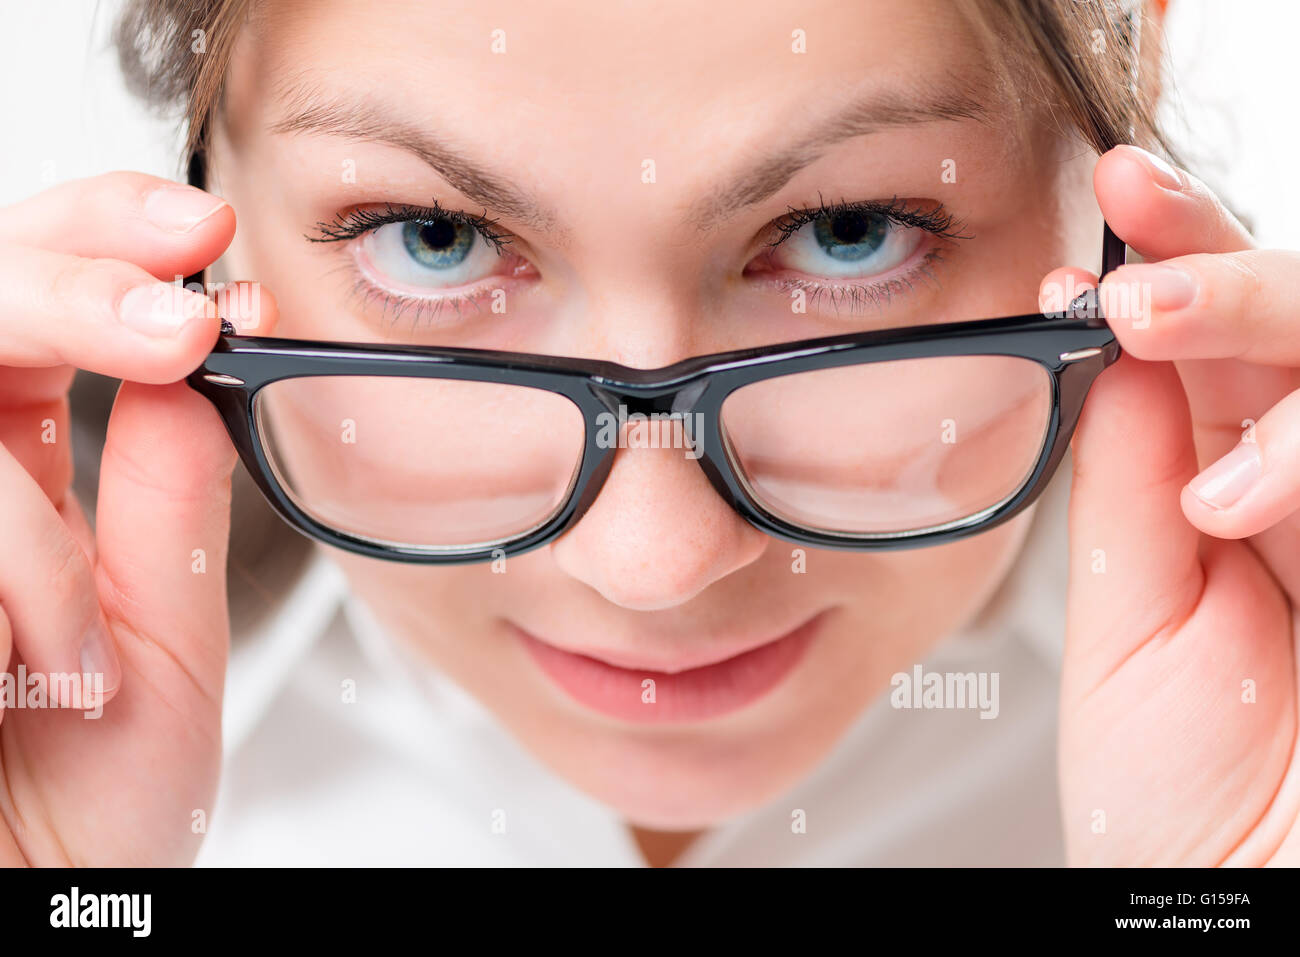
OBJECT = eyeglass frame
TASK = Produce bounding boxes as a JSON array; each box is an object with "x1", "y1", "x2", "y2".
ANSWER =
[{"x1": 181, "y1": 147, "x2": 1125, "y2": 564}]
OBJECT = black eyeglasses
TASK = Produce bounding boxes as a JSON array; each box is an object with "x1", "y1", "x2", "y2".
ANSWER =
[{"x1": 182, "y1": 152, "x2": 1124, "y2": 564}]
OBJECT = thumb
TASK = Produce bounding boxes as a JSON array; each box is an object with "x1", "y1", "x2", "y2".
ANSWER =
[
  {"x1": 1064, "y1": 350, "x2": 1203, "y2": 694},
  {"x1": 94, "y1": 378, "x2": 237, "y2": 706}
]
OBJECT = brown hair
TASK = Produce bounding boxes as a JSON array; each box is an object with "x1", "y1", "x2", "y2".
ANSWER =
[
  {"x1": 976, "y1": 0, "x2": 1181, "y2": 157},
  {"x1": 108, "y1": 0, "x2": 1176, "y2": 635}
]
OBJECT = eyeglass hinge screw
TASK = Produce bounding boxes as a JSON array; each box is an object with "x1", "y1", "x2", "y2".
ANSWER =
[{"x1": 202, "y1": 372, "x2": 245, "y2": 386}]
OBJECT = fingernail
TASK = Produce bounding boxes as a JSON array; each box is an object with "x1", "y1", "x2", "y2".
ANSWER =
[
  {"x1": 1144, "y1": 264, "x2": 1198, "y2": 312},
  {"x1": 1121, "y1": 145, "x2": 1185, "y2": 192},
  {"x1": 143, "y1": 184, "x2": 228, "y2": 233},
  {"x1": 119, "y1": 283, "x2": 214, "y2": 336},
  {"x1": 1189, "y1": 442, "x2": 1261, "y2": 510},
  {"x1": 79, "y1": 617, "x2": 121, "y2": 701}
]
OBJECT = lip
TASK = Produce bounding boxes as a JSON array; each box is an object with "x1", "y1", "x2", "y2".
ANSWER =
[{"x1": 512, "y1": 611, "x2": 827, "y2": 724}]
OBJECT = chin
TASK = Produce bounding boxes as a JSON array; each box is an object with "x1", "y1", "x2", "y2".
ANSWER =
[
  {"x1": 576, "y1": 747, "x2": 806, "y2": 832},
  {"x1": 511, "y1": 679, "x2": 851, "y2": 832}
]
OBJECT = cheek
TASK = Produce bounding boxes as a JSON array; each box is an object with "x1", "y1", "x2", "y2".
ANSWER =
[
  {"x1": 877, "y1": 507, "x2": 1038, "y2": 639},
  {"x1": 808, "y1": 508, "x2": 1037, "y2": 671},
  {"x1": 331, "y1": 551, "x2": 488, "y2": 646}
]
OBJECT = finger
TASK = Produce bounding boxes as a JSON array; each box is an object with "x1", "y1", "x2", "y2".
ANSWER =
[
  {"x1": 0, "y1": 441, "x2": 121, "y2": 708},
  {"x1": 0, "y1": 381, "x2": 71, "y2": 505},
  {"x1": 210, "y1": 280, "x2": 280, "y2": 334},
  {"x1": 59, "y1": 493, "x2": 97, "y2": 567},
  {"x1": 1093, "y1": 159, "x2": 1299, "y2": 504},
  {"x1": 0, "y1": 603, "x2": 10, "y2": 727},
  {"x1": 0, "y1": 171, "x2": 233, "y2": 281},
  {"x1": 1174, "y1": 359, "x2": 1294, "y2": 469},
  {"x1": 1098, "y1": 246, "x2": 1300, "y2": 480},
  {"x1": 94, "y1": 378, "x2": 237, "y2": 707},
  {"x1": 1039, "y1": 266, "x2": 1097, "y2": 314},
  {"x1": 0, "y1": 365, "x2": 75, "y2": 406},
  {"x1": 1064, "y1": 352, "x2": 1204, "y2": 693},
  {"x1": 1101, "y1": 251, "x2": 1300, "y2": 364},
  {"x1": 0, "y1": 243, "x2": 225, "y2": 382},
  {"x1": 1094, "y1": 145, "x2": 1255, "y2": 261},
  {"x1": 1179, "y1": 384, "x2": 1300, "y2": 540}
]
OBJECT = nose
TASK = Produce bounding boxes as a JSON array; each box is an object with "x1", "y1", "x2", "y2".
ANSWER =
[{"x1": 549, "y1": 432, "x2": 770, "y2": 611}]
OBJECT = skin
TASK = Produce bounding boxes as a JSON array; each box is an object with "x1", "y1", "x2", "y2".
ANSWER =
[
  {"x1": 214, "y1": 0, "x2": 1078, "y2": 838},
  {"x1": 0, "y1": 0, "x2": 1294, "y2": 867}
]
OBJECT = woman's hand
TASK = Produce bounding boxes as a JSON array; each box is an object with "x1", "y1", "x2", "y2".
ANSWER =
[
  {"x1": 1054, "y1": 145, "x2": 1300, "y2": 865},
  {"x1": 0, "y1": 172, "x2": 259, "y2": 865}
]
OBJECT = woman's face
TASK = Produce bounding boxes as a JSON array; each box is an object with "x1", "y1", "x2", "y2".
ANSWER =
[{"x1": 214, "y1": 0, "x2": 1100, "y2": 829}]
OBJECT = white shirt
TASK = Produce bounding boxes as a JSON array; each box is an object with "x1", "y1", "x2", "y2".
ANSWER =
[{"x1": 195, "y1": 459, "x2": 1073, "y2": 867}]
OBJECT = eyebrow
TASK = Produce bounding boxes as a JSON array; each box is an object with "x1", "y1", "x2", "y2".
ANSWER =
[
  {"x1": 268, "y1": 76, "x2": 561, "y2": 235},
  {"x1": 689, "y1": 77, "x2": 993, "y2": 231},
  {"x1": 267, "y1": 73, "x2": 992, "y2": 236}
]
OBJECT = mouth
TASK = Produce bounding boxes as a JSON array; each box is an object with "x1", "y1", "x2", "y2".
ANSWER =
[{"x1": 511, "y1": 611, "x2": 827, "y2": 724}]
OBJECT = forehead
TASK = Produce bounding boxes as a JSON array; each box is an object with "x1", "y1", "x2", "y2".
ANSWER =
[
  {"x1": 232, "y1": 0, "x2": 1000, "y2": 138},
  {"x1": 218, "y1": 0, "x2": 1055, "y2": 251}
]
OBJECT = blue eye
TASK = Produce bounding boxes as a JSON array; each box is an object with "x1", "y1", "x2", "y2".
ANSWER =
[
  {"x1": 812, "y1": 211, "x2": 889, "y2": 262},
  {"x1": 773, "y1": 209, "x2": 925, "y2": 280},
  {"x1": 359, "y1": 217, "x2": 503, "y2": 290},
  {"x1": 401, "y1": 219, "x2": 476, "y2": 269}
]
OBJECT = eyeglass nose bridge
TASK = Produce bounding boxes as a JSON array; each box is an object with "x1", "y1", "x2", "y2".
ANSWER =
[
  {"x1": 584, "y1": 374, "x2": 713, "y2": 420},
  {"x1": 571, "y1": 373, "x2": 743, "y2": 530},
  {"x1": 579, "y1": 374, "x2": 724, "y2": 477}
]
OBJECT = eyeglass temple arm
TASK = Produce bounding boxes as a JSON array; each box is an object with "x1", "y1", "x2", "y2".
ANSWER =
[
  {"x1": 184, "y1": 144, "x2": 243, "y2": 333},
  {"x1": 183, "y1": 146, "x2": 210, "y2": 295},
  {"x1": 1100, "y1": 0, "x2": 1140, "y2": 281},
  {"x1": 1102, "y1": 222, "x2": 1127, "y2": 278}
]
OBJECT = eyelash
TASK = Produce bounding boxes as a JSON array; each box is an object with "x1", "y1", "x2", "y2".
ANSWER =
[
  {"x1": 770, "y1": 246, "x2": 949, "y2": 313},
  {"x1": 308, "y1": 200, "x2": 513, "y2": 251},
  {"x1": 307, "y1": 201, "x2": 515, "y2": 328},
  {"x1": 765, "y1": 194, "x2": 969, "y2": 247},
  {"x1": 305, "y1": 195, "x2": 969, "y2": 328},
  {"x1": 753, "y1": 195, "x2": 968, "y2": 314}
]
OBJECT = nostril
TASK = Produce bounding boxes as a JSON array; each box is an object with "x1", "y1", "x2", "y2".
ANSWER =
[{"x1": 575, "y1": 550, "x2": 753, "y2": 612}]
